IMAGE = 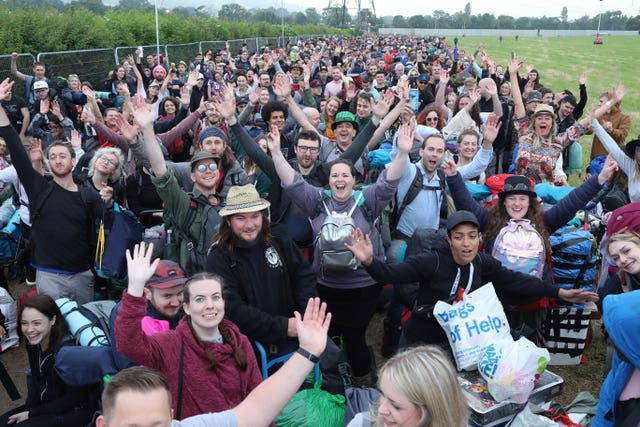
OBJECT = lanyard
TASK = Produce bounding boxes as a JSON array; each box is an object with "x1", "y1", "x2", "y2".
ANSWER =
[{"x1": 448, "y1": 263, "x2": 474, "y2": 298}]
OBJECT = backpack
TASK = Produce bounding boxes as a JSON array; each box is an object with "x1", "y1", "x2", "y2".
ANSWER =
[
  {"x1": 56, "y1": 298, "x2": 115, "y2": 347},
  {"x1": 491, "y1": 219, "x2": 546, "y2": 280},
  {"x1": 315, "y1": 191, "x2": 369, "y2": 273},
  {"x1": 169, "y1": 194, "x2": 222, "y2": 273},
  {"x1": 550, "y1": 225, "x2": 597, "y2": 302},
  {"x1": 390, "y1": 165, "x2": 447, "y2": 230}
]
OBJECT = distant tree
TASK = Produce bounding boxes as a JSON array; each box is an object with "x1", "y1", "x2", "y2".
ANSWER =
[
  {"x1": 561, "y1": 6, "x2": 568, "y2": 23},
  {"x1": 407, "y1": 14, "x2": 426, "y2": 28},
  {"x1": 293, "y1": 11, "x2": 306, "y2": 25},
  {"x1": 218, "y1": 3, "x2": 248, "y2": 21},
  {"x1": 118, "y1": 0, "x2": 149, "y2": 11},
  {"x1": 252, "y1": 7, "x2": 279, "y2": 24},
  {"x1": 573, "y1": 14, "x2": 593, "y2": 30},
  {"x1": 626, "y1": 15, "x2": 640, "y2": 31},
  {"x1": 463, "y1": 2, "x2": 471, "y2": 28},
  {"x1": 496, "y1": 15, "x2": 516, "y2": 29},
  {"x1": 392, "y1": 15, "x2": 407, "y2": 28},
  {"x1": 305, "y1": 8, "x2": 321, "y2": 25},
  {"x1": 66, "y1": 0, "x2": 107, "y2": 14},
  {"x1": 172, "y1": 6, "x2": 196, "y2": 17},
  {"x1": 515, "y1": 17, "x2": 531, "y2": 29}
]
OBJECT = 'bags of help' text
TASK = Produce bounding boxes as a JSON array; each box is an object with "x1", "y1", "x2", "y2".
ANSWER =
[{"x1": 434, "y1": 283, "x2": 510, "y2": 371}]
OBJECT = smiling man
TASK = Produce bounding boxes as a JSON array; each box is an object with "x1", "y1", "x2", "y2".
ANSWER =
[{"x1": 206, "y1": 184, "x2": 317, "y2": 355}]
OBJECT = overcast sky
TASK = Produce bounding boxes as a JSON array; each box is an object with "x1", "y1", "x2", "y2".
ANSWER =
[{"x1": 279, "y1": 0, "x2": 639, "y2": 20}]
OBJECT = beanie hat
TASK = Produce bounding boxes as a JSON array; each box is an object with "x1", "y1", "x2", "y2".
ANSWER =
[
  {"x1": 198, "y1": 126, "x2": 228, "y2": 144},
  {"x1": 152, "y1": 66, "x2": 167, "y2": 78}
]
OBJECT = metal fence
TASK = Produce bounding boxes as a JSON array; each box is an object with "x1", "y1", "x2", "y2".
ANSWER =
[{"x1": 0, "y1": 35, "x2": 323, "y2": 99}]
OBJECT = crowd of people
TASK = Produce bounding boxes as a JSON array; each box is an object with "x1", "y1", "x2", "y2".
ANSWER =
[{"x1": 1, "y1": 33, "x2": 639, "y2": 427}]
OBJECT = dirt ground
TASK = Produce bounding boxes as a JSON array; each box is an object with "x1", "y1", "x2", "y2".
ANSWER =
[{"x1": 0, "y1": 280, "x2": 606, "y2": 414}]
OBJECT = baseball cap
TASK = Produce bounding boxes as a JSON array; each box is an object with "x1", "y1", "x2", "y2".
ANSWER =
[
  {"x1": 146, "y1": 260, "x2": 187, "y2": 289},
  {"x1": 34, "y1": 80, "x2": 49, "y2": 90},
  {"x1": 446, "y1": 211, "x2": 480, "y2": 233},
  {"x1": 310, "y1": 79, "x2": 322, "y2": 89},
  {"x1": 525, "y1": 91, "x2": 543, "y2": 104}
]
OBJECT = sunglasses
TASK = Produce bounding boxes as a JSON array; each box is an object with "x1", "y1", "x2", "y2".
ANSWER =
[
  {"x1": 503, "y1": 182, "x2": 530, "y2": 192},
  {"x1": 418, "y1": 81, "x2": 428, "y2": 84},
  {"x1": 195, "y1": 163, "x2": 218, "y2": 173},
  {"x1": 425, "y1": 117, "x2": 438, "y2": 122}
]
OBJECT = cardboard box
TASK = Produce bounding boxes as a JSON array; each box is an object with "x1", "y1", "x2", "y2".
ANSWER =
[{"x1": 458, "y1": 370, "x2": 564, "y2": 426}]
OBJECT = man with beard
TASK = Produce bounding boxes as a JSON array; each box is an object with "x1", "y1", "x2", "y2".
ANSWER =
[
  {"x1": 0, "y1": 78, "x2": 107, "y2": 304},
  {"x1": 205, "y1": 184, "x2": 317, "y2": 354}
]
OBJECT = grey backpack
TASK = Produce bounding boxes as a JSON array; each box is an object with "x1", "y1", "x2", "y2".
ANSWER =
[{"x1": 315, "y1": 192, "x2": 364, "y2": 273}]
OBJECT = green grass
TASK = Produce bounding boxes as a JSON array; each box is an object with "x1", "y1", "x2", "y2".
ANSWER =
[{"x1": 453, "y1": 36, "x2": 639, "y2": 184}]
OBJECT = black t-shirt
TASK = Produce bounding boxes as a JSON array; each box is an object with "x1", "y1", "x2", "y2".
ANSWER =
[
  {"x1": 31, "y1": 184, "x2": 95, "y2": 272},
  {"x1": 1, "y1": 95, "x2": 27, "y2": 133}
]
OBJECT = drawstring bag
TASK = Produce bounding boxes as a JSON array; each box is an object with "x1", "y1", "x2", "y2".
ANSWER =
[{"x1": 95, "y1": 203, "x2": 145, "y2": 280}]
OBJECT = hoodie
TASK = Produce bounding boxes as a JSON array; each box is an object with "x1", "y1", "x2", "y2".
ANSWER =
[{"x1": 594, "y1": 290, "x2": 640, "y2": 426}]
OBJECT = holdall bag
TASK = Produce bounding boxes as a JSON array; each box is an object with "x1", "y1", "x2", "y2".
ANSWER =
[
  {"x1": 550, "y1": 225, "x2": 597, "y2": 305},
  {"x1": 95, "y1": 203, "x2": 145, "y2": 280}
]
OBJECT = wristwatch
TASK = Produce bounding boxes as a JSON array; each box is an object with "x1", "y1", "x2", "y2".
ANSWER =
[{"x1": 296, "y1": 347, "x2": 320, "y2": 363}]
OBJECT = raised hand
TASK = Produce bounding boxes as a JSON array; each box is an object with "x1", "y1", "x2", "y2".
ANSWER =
[
  {"x1": 28, "y1": 139, "x2": 43, "y2": 164},
  {"x1": 116, "y1": 113, "x2": 139, "y2": 142},
  {"x1": 248, "y1": 89, "x2": 259, "y2": 105},
  {"x1": 440, "y1": 153, "x2": 458, "y2": 177},
  {"x1": 81, "y1": 107, "x2": 96, "y2": 124},
  {"x1": 439, "y1": 69, "x2": 450, "y2": 86},
  {"x1": 0, "y1": 78, "x2": 15, "y2": 101},
  {"x1": 294, "y1": 297, "x2": 331, "y2": 357},
  {"x1": 211, "y1": 92, "x2": 235, "y2": 122},
  {"x1": 612, "y1": 83, "x2": 625, "y2": 103},
  {"x1": 481, "y1": 113, "x2": 502, "y2": 144},
  {"x1": 578, "y1": 73, "x2": 587, "y2": 86},
  {"x1": 598, "y1": 154, "x2": 618, "y2": 185},
  {"x1": 484, "y1": 79, "x2": 498, "y2": 97},
  {"x1": 344, "y1": 228, "x2": 374, "y2": 267},
  {"x1": 371, "y1": 89, "x2": 393, "y2": 119},
  {"x1": 186, "y1": 70, "x2": 199, "y2": 88},
  {"x1": 273, "y1": 74, "x2": 292, "y2": 99},
  {"x1": 396, "y1": 120, "x2": 415, "y2": 154},
  {"x1": 266, "y1": 122, "x2": 282, "y2": 155},
  {"x1": 39, "y1": 98, "x2": 50, "y2": 116},
  {"x1": 126, "y1": 243, "x2": 160, "y2": 297},
  {"x1": 50, "y1": 100, "x2": 62, "y2": 118},
  {"x1": 131, "y1": 94, "x2": 155, "y2": 128},
  {"x1": 69, "y1": 129, "x2": 82, "y2": 148}
]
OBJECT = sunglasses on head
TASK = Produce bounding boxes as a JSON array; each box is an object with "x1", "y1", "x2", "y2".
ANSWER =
[{"x1": 195, "y1": 163, "x2": 218, "y2": 173}]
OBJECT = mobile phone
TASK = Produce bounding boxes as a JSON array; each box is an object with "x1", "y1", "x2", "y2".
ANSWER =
[
  {"x1": 138, "y1": 46, "x2": 143, "y2": 58},
  {"x1": 511, "y1": 51, "x2": 516, "y2": 59}
]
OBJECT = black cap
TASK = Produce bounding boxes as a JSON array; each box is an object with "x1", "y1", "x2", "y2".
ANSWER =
[{"x1": 446, "y1": 211, "x2": 480, "y2": 233}]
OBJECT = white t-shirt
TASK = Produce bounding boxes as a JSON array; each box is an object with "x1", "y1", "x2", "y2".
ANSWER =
[{"x1": 172, "y1": 410, "x2": 237, "y2": 427}]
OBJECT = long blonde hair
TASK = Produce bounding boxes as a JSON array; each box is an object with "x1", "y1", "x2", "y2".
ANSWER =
[{"x1": 371, "y1": 346, "x2": 470, "y2": 427}]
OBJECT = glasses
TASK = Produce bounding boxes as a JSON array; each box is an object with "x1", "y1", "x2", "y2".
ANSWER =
[
  {"x1": 297, "y1": 145, "x2": 319, "y2": 153},
  {"x1": 418, "y1": 81, "x2": 428, "y2": 84},
  {"x1": 425, "y1": 117, "x2": 438, "y2": 122},
  {"x1": 195, "y1": 163, "x2": 218, "y2": 173},
  {"x1": 99, "y1": 157, "x2": 117, "y2": 166},
  {"x1": 503, "y1": 182, "x2": 530, "y2": 192}
]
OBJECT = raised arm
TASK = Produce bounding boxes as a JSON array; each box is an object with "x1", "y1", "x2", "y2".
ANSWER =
[
  {"x1": 273, "y1": 73, "x2": 320, "y2": 135},
  {"x1": 234, "y1": 297, "x2": 330, "y2": 427},
  {"x1": 267, "y1": 123, "x2": 296, "y2": 186},
  {"x1": 508, "y1": 56, "x2": 526, "y2": 120},
  {"x1": 132, "y1": 94, "x2": 166, "y2": 177},
  {"x1": 10, "y1": 53, "x2": 26, "y2": 81},
  {"x1": 577, "y1": 84, "x2": 624, "y2": 129},
  {"x1": 385, "y1": 120, "x2": 412, "y2": 181}
]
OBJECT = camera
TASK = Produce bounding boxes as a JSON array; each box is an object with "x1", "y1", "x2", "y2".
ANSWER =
[{"x1": 94, "y1": 92, "x2": 115, "y2": 101}]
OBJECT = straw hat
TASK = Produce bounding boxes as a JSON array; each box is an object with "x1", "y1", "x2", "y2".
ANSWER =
[{"x1": 219, "y1": 184, "x2": 270, "y2": 216}]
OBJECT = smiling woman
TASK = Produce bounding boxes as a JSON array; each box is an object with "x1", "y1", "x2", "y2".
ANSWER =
[
  {"x1": 114, "y1": 244, "x2": 262, "y2": 420},
  {"x1": 0, "y1": 295, "x2": 99, "y2": 427}
]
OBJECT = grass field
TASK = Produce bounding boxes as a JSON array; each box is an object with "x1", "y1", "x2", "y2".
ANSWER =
[{"x1": 453, "y1": 35, "x2": 639, "y2": 184}]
